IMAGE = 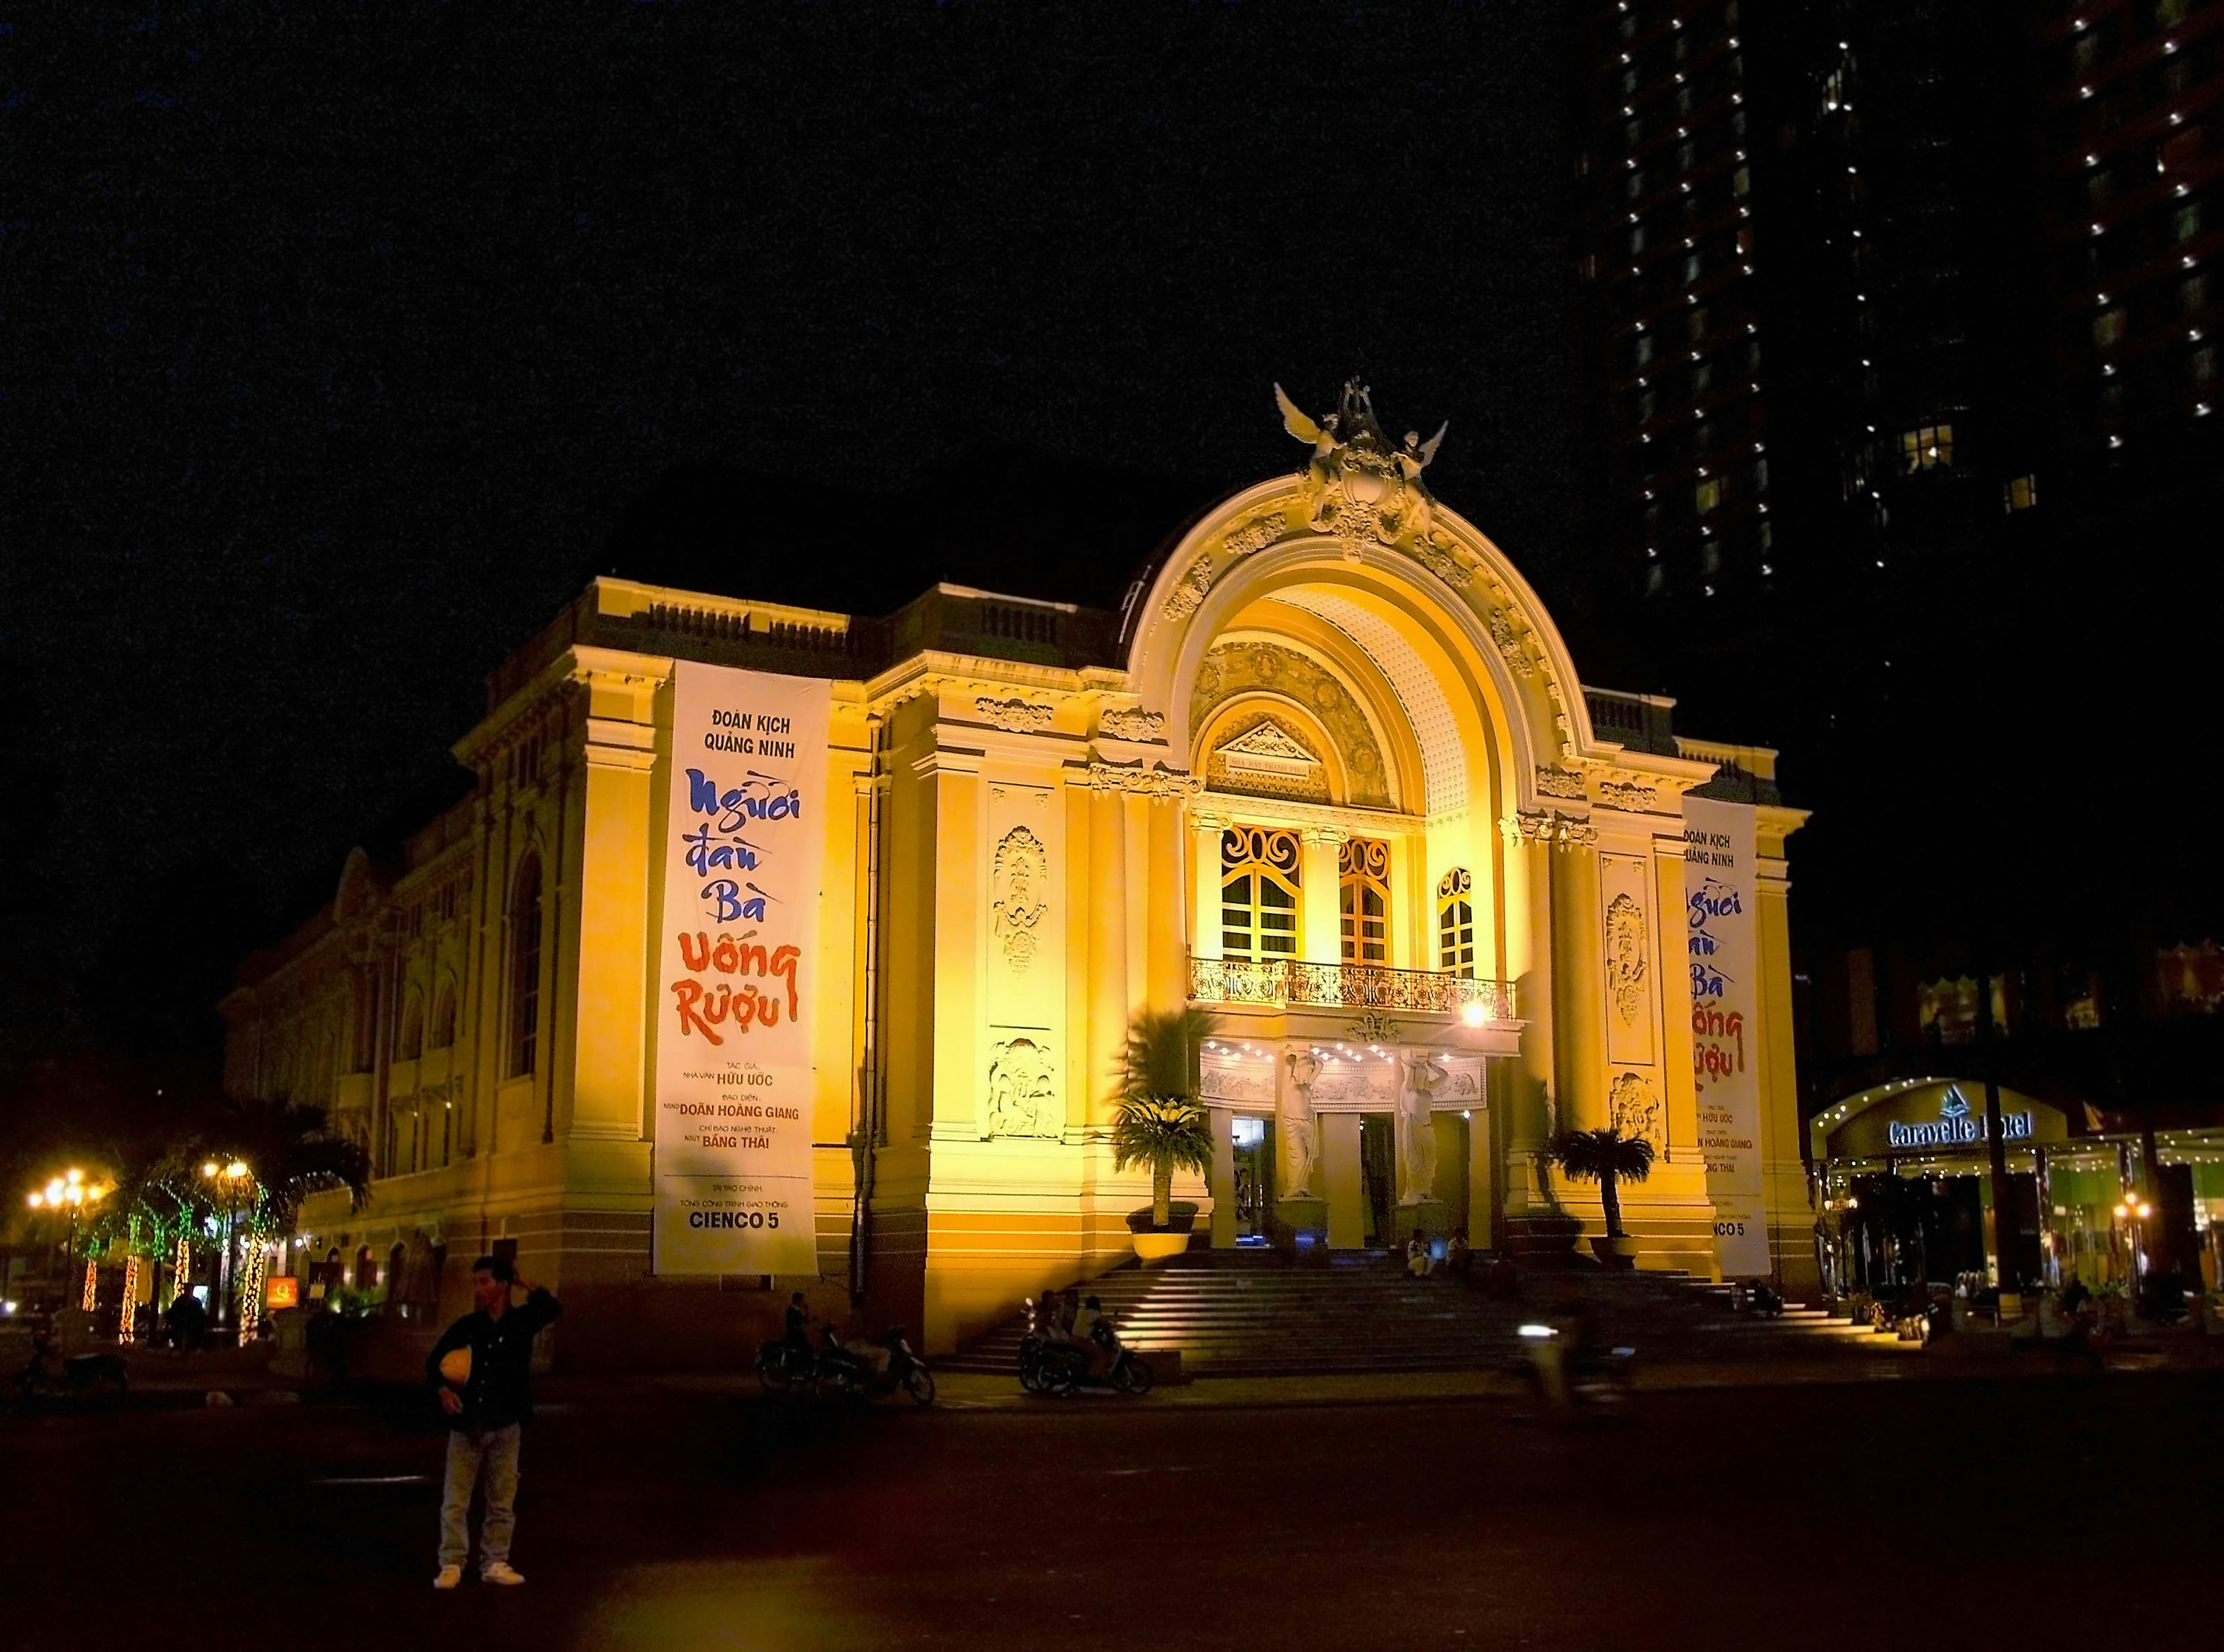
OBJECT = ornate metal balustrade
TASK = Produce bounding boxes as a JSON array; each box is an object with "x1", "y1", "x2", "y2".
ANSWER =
[{"x1": 1188, "y1": 955, "x2": 1515, "y2": 1021}]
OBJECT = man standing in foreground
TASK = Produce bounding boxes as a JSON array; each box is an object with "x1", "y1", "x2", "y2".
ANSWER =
[{"x1": 425, "y1": 1255, "x2": 561, "y2": 1589}]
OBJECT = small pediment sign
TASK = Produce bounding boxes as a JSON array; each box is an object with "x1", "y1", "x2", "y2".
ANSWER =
[{"x1": 1215, "y1": 719, "x2": 1319, "y2": 779}]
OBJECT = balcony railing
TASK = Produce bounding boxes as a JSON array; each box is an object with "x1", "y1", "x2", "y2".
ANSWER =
[{"x1": 1188, "y1": 955, "x2": 1515, "y2": 1021}]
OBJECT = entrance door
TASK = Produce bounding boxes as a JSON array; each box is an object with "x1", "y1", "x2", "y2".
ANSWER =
[
  {"x1": 1231, "y1": 1115, "x2": 1274, "y2": 1242},
  {"x1": 1359, "y1": 1115, "x2": 1395, "y2": 1247}
]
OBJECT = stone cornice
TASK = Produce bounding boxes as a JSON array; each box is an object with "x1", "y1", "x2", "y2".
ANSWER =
[{"x1": 1194, "y1": 787, "x2": 1418, "y2": 838}]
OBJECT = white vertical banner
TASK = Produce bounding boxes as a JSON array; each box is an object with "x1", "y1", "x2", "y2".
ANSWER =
[
  {"x1": 653, "y1": 661, "x2": 829, "y2": 1275},
  {"x1": 1684, "y1": 796, "x2": 1768, "y2": 1277}
]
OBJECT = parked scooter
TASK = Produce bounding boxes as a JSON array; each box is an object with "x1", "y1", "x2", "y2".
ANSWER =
[
  {"x1": 9, "y1": 1332, "x2": 129, "y2": 1414},
  {"x1": 755, "y1": 1335, "x2": 817, "y2": 1395},
  {"x1": 810, "y1": 1325, "x2": 937, "y2": 1406},
  {"x1": 1019, "y1": 1301, "x2": 1154, "y2": 1396}
]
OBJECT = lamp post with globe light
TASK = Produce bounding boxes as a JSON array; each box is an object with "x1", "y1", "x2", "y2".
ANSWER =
[
  {"x1": 2113, "y1": 1192, "x2": 2155, "y2": 1294},
  {"x1": 26, "y1": 1169, "x2": 110, "y2": 1311},
  {"x1": 201, "y1": 1160, "x2": 254, "y2": 1333}
]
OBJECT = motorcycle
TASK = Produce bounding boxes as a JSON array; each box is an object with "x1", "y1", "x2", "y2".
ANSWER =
[
  {"x1": 1018, "y1": 1312, "x2": 1154, "y2": 1397},
  {"x1": 1513, "y1": 1320, "x2": 1633, "y2": 1413},
  {"x1": 9, "y1": 1333, "x2": 129, "y2": 1415},
  {"x1": 809, "y1": 1325, "x2": 937, "y2": 1406},
  {"x1": 755, "y1": 1336, "x2": 817, "y2": 1395}
]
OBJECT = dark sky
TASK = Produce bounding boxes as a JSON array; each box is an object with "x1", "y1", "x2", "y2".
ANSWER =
[
  {"x1": 8, "y1": 3, "x2": 1616, "y2": 1067},
  {"x1": 8, "y1": 5, "x2": 2214, "y2": 1079}
]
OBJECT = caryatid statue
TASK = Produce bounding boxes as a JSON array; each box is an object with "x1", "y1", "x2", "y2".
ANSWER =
[
  {"x1": 1396, "y1": 1051, "x2": 1450, "y2": 1206},
  {"x1": 1279, "y1": 1049, "x2": 1323, "y2": 1200}
]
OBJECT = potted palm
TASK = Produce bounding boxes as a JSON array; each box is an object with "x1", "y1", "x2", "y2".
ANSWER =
[
  {"x1": 1543, "y1": 1127, "x2": 1656, "y2": 1270},
  {"x1": 1111, "y1": 1007, "x2": 1215, "y2": 1263}
]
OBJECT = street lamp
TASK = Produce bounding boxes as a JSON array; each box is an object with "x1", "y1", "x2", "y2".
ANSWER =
[
  {"x1": 25, "y1": 1168, "x2": 110, "y2": 1313},
  {"x1": 201, "y1": 1159, "x2": 254, "y2": 1335},
  {"x1": 2113, "y1": 1194, "x2": 2154, "y2": 1292}
]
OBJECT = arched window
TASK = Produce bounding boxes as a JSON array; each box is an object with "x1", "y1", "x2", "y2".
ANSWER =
[
  {"x1": 507, "y1": 852, "x2": 543, "y2": 1078},
  {"x1": 1221, "y1": 827, "x2": 1300, "y2": 962},
  {"x1": 396, "y1": 988, "x2": 425, "y2": 1062},
  {"x1": 1338, "y1": 838, "x2": 1390, "y2": 964},
  {"x1": 1437, "y1": 868, "x2": 1475, "y2": 978},
  {"x1": 429, "y1": 978, "x2": 458, "y2": 1050}
]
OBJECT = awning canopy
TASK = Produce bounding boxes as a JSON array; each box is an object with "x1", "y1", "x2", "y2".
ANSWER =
[{"x1": 1812, "y1": 1076, "x2": 2072, "y2": 1164}]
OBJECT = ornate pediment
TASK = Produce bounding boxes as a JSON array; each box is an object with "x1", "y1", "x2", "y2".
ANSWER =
[
  {"x1": 1208, "y1": 715, "x2": 1329, "y2": 802},
  {"x1": 1215, "y1": 719, "x2": 1318, "y2": 776}
]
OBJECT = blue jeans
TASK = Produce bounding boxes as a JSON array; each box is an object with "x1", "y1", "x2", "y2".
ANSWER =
[{"x1": 438, "y1": 1424, "x2": 521, "y2": 1571}]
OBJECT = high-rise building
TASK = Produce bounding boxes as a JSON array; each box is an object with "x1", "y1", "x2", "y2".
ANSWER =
[
  {"x1": 2033, "y1": 2, "x2": 2221, "y2": 487},
  {"x1": 1572, "y1": 2, "x2": 2057, "y2": 612}
]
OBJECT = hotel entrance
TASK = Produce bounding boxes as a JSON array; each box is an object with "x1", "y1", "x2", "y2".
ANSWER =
[{"x1": 1814, "y1": 1078, "x2": 2069, "y2": 1298}]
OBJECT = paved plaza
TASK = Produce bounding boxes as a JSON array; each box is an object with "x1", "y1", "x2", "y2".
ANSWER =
[{"x1": 7, "y1": 1363, "x2": 2220, "y2": 1650}]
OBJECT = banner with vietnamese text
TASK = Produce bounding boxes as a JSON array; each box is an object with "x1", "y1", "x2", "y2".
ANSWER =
[
  {"x1": 1685, "y1": 796, "x2": 1768, "y2": 1277},
  {"x1": 653, "y1": 661, "x2": 829, "y2": 1275}
]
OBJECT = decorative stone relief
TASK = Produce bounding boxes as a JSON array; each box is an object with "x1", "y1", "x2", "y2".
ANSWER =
[
  {"x1": 1188, "y1": 642, "x2": 1392, "y2": 809},
  {"x1": 1161, "y1": 554, "x2": 1216, "y2": 620},
  {"x1": 1209, "y1": 716, "x2": 1328, "y2": 802},
  {"x1": 1604, "y1": 891, "x2": 1649, "y2": 1025},
  {"x1": 1410, "y1": 533, "x2": 1474, "y2": 588},
  {"x1": 1085, "y1": 761, "x2": 1202, "y2": 798},
  {"x1": 1344, "y1": 1009, "x2": 1403, "y2": 1045},
  {"x1": 1219, "y1": 504, "x2": 1293, "y2": 558},
  {"x1": 1599, "y1": 780, "x2": 1658, "y2": 812},
  {"x1": 990, "y1": 827, "x2": 1049, "y2": 974},
  {"x1": 975, "y1": 696, "x2": 1054, "y2": 733},
  {"x1": 1200, "y1": 1066, "x2": 1272, "y2": 1103},
  {"x1": 1098, "y1": 707, "x2": 1166, "y2": 742},
  {"x1": 1501, "y1": 810, "x2": 1598, "y2": 850},
  {"x1": 1536, "y1": 766, "x2": 1586, "y2": 801},
  {"x1": 1275, "y1": 379, "x2": 1446, "y2": 553},
  {"x1": 986, "y1": 1036, "x2": 1062, "y2": 1138},
  {"x1": 1609, "y1": 1072, "x2": 1663, "y2": 1150}
]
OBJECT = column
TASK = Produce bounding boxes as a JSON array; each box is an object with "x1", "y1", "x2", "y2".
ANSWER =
[
  {"x1": 1300, "y1": 827, "x2": 1347, "y2": 973},
  {"x1": 1551, "y1": 836, "x2": 1605, "y2": 1131},
  {"x1": 1085, "y1": 785, "x2": 1128, "y2": 1127},
  {"x1": 1190, "y1": 809, "x2": 1227, "y2": 966},
  {"x1": 1209, "y1": 1108, "x2": 1237, "y2": 1249},
  {"x1": 1146, "y1": 794, "x2": 1188, "y2": 1012},
  {"x1": 1123, "y1": 793, "x2": 1151, "y2": 1013},
  {"x1": 565, "y1": 688, "x2": 659, "y2": 1142},
  {"x1": 1323, "y1": 1112, "x2": 1365, "y2": 1249},
  {"x1": 927, "y1": 755, "x2": 981, "y2": 1136},
  {"x1": 1468, "y1": 1077, "x2": 1498, "y2": 1251},
  {"x1": 1502, "y1": 833, "x2": 1555, "y2": 1213}
]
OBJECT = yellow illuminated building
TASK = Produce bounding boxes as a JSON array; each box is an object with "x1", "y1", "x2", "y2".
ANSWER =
[{"x1": 223, "y1": 387, "x2": 1813, "y2": 1354}]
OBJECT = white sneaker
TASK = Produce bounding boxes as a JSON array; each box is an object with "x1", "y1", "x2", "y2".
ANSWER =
[
  {"x1": 481, "y1": 1560, "x2": 525, "y2": 1587},
  {"x1": 433, "y1": 1566, "x2": 463, "y2": 1590}
]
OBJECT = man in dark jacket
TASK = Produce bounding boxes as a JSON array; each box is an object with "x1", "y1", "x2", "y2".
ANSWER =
[{"x1": 425, "y1": 1256, "x2": 560, "y2": 1589}]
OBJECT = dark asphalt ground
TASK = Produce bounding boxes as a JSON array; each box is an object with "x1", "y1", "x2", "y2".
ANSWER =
[{"x1": 8, "y1": 1369, "x2": 2221, "y2": 1651}]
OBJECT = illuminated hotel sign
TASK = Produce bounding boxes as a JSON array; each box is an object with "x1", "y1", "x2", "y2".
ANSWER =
[{"x1": 1886, "y1": 1086, "x2": 2032, "y2": 1149}]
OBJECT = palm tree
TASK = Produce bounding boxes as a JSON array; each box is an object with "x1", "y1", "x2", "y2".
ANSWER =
[
  {"x1": 1110, "y1": 1008, "x2": 1215, "y2": 1231},
  {"x1": 1543, "y1": 1127, "x2": 1656, "y2": 1240}
]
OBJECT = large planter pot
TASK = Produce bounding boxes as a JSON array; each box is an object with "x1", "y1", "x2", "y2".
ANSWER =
[
  {"x1": 1132, "y1": 1233, "x2": 1190, "y2": 1264},
  {"x1": 1590, "y1": 1234, "x2": 1640, "y2": 1271}
]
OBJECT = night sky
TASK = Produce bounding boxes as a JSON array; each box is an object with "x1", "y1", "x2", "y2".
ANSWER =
[{"x1": 6, "y1": 4, "x2": 2215, "y2": 1080}]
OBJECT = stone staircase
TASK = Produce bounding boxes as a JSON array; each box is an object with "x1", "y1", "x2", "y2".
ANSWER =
[{"x1": 941, "y1": 1249, "x2": 1873, "y2": 1378}]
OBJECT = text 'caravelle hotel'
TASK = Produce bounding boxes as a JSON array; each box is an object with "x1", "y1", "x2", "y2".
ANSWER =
[{"x1": 222, "y1": 387, "x2": 1810, "y2": 1353}]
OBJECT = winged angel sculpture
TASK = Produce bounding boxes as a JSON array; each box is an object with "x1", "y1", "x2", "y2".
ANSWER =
[{"x1": 1275, "y1": 381, "x2": 1447, "y2": 551}]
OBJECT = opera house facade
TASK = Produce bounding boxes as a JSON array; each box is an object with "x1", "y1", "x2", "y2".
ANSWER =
[{"x1": 222, "y1": 387, "x2": 1812, "y2": 1354}]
